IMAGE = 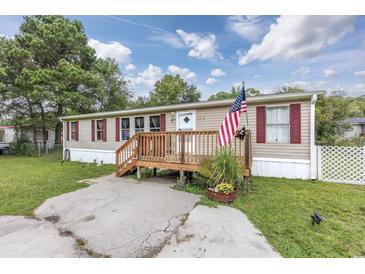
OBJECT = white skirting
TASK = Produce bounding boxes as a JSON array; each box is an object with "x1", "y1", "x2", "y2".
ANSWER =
[
  {"x1": 65, "y1": 148, "x2": 312, "y2": 179},
  {"x1": 66, "y1": 148, "x2": 115, "y2": 164},
  {"x1": 252, "y1": 157, "x2": 311, "y2": 180}
]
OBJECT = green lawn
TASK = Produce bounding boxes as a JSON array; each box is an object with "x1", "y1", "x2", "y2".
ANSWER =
[
  {"x1": 0, "y1": 155, "x2": 115, "y2": 216},
  {"x1": 185, "y1": 177, "x2": 365, "y2": 258}
]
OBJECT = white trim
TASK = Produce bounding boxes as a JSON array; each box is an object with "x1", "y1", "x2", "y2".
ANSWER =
[
  {"x1": 60, "y1": 91, "x2": 325, "y2": 121},
  {"x1": 67, "y1": 148, "x2": 115, "y2": 153},
  {"x1": 176, "y1": 110, "x2": 196, "y2": 131},
  {"x1": 310, "y1": 94, "x2": 318, "y2": 179},
  {"x1": 253, "y1": 157, "x2": 310, "y2": 164}
]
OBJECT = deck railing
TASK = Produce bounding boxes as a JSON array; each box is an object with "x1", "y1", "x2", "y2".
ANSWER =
[{"x1": 115, "y1": 130, "x2": 252, "y2": 176}]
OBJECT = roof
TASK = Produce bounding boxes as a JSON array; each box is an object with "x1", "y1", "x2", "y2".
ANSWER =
[
  {"x1": 343, "y1": 117, "x2": 365, "y2": 124},
  {"x1": 0, "y1": 125, "x2": 15, "y2": 129},
  {"x1": 60, "y1": 90, "x2": 325, "y2": 121}
]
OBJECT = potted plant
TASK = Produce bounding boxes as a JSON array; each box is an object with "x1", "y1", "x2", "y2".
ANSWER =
[
  {"x1": 207, "y1": 182, "x2": 237, "y2": 203},
  {"x1": 199, "y1": 147, "x2": 244, "y2": 202}
]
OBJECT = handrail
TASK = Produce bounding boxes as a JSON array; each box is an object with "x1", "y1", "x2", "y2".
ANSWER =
[{"x1": 115, "y1": 130, "x2": 252, "y2": 176}]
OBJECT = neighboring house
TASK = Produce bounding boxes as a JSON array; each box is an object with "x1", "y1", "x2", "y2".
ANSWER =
[
  {"x1": 60, "y1": 91, "x2": 324, "y2": 180},
  {"x1": 25, "y1": 128, "x2": 57, "y2": 148},
  {"x1": 0, "y1": 126, "x2": 56, "y2": 148},
  {"x1": 0, "y1": 126, "x2": 15, "y2": 143},
  {"x1": 343, "y1": 117, "x2": 365, "y2": 138}
]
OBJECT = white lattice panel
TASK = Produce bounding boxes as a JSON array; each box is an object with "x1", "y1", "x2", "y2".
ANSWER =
[{"x1": 318, "y1": 146, "x2": 365, "y2": 184}]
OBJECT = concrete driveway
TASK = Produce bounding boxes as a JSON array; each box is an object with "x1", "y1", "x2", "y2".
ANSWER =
[{"x1": 0, "y1": 175, "x2": 279, "y2": 258}]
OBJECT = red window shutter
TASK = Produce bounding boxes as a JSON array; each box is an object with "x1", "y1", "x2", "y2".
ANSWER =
[
  {"x1": 290, "y1": 104, "x2": 301, "y2": 144},
  {"x1": 115, "y1": 118, "x2": 120, "y2": 142},
  {"x1": 66, "y1": 122, "x2": 70, "y2": 141},
  {"x1": 75, "y1": 121, "x2": 79, "y2": 141},
  {"x1": 91, "y1": 120, "x2": 95, "y2": 141},
  {"x1": 45, "y1": 130, "x2": 49, "y2": 141},
  {"x1": 256, "y1": 106, "x2": 266, "y2": 143},
  {"x1": 160, "y1": 114, "x2": 166, "y2": 132},
  {"x1": 103, "y1": 119, "x2": 107, "y2": 142}
]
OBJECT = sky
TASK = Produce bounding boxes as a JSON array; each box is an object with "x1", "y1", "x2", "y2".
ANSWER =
[{"x1": 1, "y1": 15, "x2": 365, "y2": 99}]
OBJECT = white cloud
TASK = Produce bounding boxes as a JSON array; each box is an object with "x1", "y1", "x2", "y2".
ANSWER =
[
  {"x1": 238, "y1": 16, "x2": 356, "y2": 65},
  {"x1": 211, "y1": 68, "x2": 226, "y2": 77},
  {"x1": 354, "y1": 70, "x2": 365, "y2": 78},
  {"x1": 129, "y1": 64, "x2": 163, "y2": 88},
  {"x1": 293, "y1": 66, "x2": 311, "y2": 75},
  {"x1": 168, "y1": 65, "x2": 196, "y2": 80},
  {"x1": 125, "y1": 64, "x2": 136, "y2": 71},
  {"x1": 226, "y1": 16, "x2": 269, "y2": 41},
  {"x1": 253, "y1": 75, "x2": 261, "y2": 79},
  {"x1": 323, "y1": 68, "x2": 338, "y2": 78},
  {"x1": 88, "y1": 39, "x2": 132, "y2": 64},
  {"x1": 150, "y1": 32, "x2": 185, "y2": 48},
  {"x1": 206, "y1": 77, "x2": 218, "y2": 85},
  {"x1": 176, "y1": 29, "x2": 222, "y2": 60}
]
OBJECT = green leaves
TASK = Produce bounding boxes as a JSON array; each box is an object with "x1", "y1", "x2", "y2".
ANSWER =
[
  {"x1": 149, "y1": 74, "x2": 201, "y2": 106},
  {"x1": 0, "y1": 16, "x2": 131, "y2": 143}
]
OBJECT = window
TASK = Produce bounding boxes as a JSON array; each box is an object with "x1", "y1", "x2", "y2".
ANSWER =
[
  {"x1": 96, "y1": 120, "x2": 104, "y2": 141},
  {"x1": 150, "y1": 115, "x2": 160, "y2": 132},
  {"x1": 121, "y1": 118, "x2": 130, "y2": 140},
  {"x1": 70, "y1": 122, "x2": 76, "y2": 140},
  {"x1": 135, "y1": 117, "x2": 144, "y2": 133},
  {"x1": 266, "y1": 106, "x2": 289, "y2": 143}
]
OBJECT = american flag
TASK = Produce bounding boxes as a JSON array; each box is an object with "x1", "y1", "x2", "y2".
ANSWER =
[{"x1": 218, "y1": 84, "x2": 247, "y2": 146}]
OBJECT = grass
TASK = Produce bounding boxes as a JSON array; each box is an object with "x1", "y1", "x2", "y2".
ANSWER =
[
  {"x1": 0, "y1": 154, "x2": 115, "y2": 216},
  {"x1": 185, "y1": 177, "x2": 365, "y2": 258}
]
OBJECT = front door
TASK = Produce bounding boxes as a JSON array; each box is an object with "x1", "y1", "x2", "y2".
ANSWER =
[
  {"x1": 176, "y1": 111, "x2": 196, "y2": 154},
  {"x1": 176, "y1": 111, "x2": 195, "y2": 131}
]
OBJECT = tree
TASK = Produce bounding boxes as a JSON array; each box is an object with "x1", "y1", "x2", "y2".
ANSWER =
[
  {"x1": 275, "y1": 85, "x2": 305, "y2": 94},
  {"x1": 0, "y1": 16, "x2": 131, "y2": 144},
  {"x1": 246, "y1": 88, "x2": 261, "y2": 97},
  {"x1": 208, "y1": 86, "x2": 260, "y2": 101},
  {"x1": 149, "y1": 74, "x2": 201, "y2": 106},
  {"x1": 316, "y1": 94, "x2": 352, "y2": 145}
]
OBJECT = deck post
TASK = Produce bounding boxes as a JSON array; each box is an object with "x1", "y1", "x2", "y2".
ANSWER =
[
  {"x1": 137, "y1": 166, "x2": 141, "y2": 180},
  {"x1": 176, "y1": 170, "x2": 185, "y2": 189}
]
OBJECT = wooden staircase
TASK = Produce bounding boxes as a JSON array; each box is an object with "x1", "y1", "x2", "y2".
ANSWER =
[
  {"x1": 115, "y1": 134, "x2": 139, "y2": 176},
  {"x1": 115, "y1": 130, "x2": 252, "y2": 177}
]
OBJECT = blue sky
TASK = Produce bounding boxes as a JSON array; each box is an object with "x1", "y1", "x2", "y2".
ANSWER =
[{"x1": 1, "y1": 15, "x2": 365, "y2": 98}]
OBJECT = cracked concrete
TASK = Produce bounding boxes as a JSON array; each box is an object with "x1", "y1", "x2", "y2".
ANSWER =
[
  {"x1": 157, "y1": 205, "x2": 281, "y2": 258},
  {"x1": 33, "y1": 175, "x2": 200, "y2": 258},
  {"x1": 0, "y1": 175, "x2": 279, "y2": 258},
  {"x1": 0, "y1": 216, "x2": 79, "y2": 257}
]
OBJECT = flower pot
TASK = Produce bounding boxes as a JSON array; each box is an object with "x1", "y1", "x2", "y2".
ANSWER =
[{"x1": 207, "y1": 188, "x2": 237, "y2": 203}]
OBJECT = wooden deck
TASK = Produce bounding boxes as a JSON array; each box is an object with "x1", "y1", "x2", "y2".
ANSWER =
[{"x1": 115, "y1": 130, "x2": 252, "y2": 177}]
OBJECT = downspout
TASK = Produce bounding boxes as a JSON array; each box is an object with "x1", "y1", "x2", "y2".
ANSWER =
[
  {"x1": 59, "y1": 117, "x2": 66, "y2": 160},
  {"x1": 310, "y1": 94, "x2": 317, "y2": 179}
]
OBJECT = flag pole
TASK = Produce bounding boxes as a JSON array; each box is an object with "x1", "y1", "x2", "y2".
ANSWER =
[{"x1": 243, "y1": 81, "x2": 249, "y2": 127}]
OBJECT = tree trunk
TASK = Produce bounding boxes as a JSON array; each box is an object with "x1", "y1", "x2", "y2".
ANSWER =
[
  {"x1": 55, "y1": 122, "x2": 62, "y2": 144},
  {"x1": 54, "y1": 105, "x2": 64, "y2": 144}
]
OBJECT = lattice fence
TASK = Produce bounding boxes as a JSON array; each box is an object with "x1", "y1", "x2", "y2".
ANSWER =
[{"x1": 318, "y1": 146, "x2": 365, "y2": 184}]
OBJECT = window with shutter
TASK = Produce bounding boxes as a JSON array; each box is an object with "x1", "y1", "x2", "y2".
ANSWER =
[
  {"x1": 266, "y1": 106, "x2": 289, "y2": 143},
  {"x1": 256, "y1": 106, "x2": 266, "y2": 143},
  {"x1": 290, "y1": 104, "x2": 301, "y2": 144}
]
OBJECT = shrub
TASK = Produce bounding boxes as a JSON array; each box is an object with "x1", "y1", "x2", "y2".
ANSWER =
[
  {"x1": 199, "y1": 147, "x2": 244, "y2": 190},
  {"x1": 9, "y1": 136, "x2": 34, "y2": 156}
]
